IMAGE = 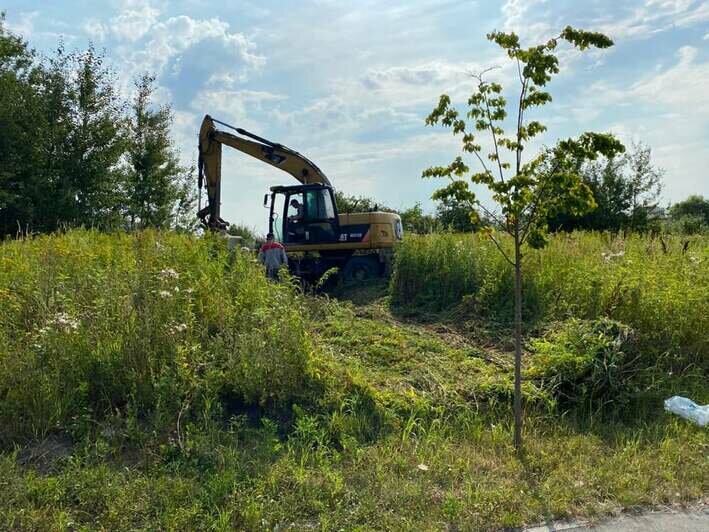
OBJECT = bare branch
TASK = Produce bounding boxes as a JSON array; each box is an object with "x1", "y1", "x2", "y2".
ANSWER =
[
  {"x1": 488, "y1": 232, "x2": 515, "y2": 266},
  {"x1": 520, "y1": 156, "x2": 564, "y2": 243},
  {"x1": 516, "y1": 78, "x2": 528, "y2": 175},
  {"x1": 476, "y1": 200, "x2": 505, "y2": 226},
  {"x1": 469, "y1": 66, "x2": 500, "y2": 81},
  {"x1": 478, "y1": 84, "x2": 506, "y2": 184},
  {"x1": 472, "y1": 149, "x2": 493, "y2": 178}
]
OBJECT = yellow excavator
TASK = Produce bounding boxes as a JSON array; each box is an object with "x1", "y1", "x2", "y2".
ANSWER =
[{"x1": 197, "y1": 115, "x2": 403, "y2": 281}]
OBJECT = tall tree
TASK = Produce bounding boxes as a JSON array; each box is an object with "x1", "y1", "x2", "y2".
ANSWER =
[
  {"x1": 549, "y1": 143, "x2": 663, "y2": 232},
  {"x1": 435, "y1": 197, "x2": 482, "y2": 233},
  {"x1": 125, "y1": 74, "x2": 195, "y2": 230},
  {"x1": 424, "y1": 27, "x2": 624, "y2": 449},
  {"x1": 625, "y1": 143, "x2": 663, "y2": 230},
  {"x1": 399, "y1": 203, "x2": 440, "y2": 234},
  {"x1": 669, "y1": 195, "x2": 709, "y2": 223},
  {"x1": 668, "y1": 195, "x2": 709, "y2": 234},
  {"x1": 334, "y1": 191, "x2": 390, "y2": 213},
  {"x1": 0, "y1": 13, "x2": 48, "y2": 235},
  {"x1": 58, "y1": 45, "x2": 127, "y2": 229}
]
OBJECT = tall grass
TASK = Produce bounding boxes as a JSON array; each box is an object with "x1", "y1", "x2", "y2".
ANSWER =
[
  {"x1": 390, "y1": 232, "x2": 709, "y2": 366},
  {"x1": 0, "y1": 230, "x2": 314, "y2": 443}
]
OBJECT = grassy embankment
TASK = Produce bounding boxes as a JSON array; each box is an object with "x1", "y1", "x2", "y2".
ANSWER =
[{"x1": 0, "y1": 230, "x2": 706, "y2": 530}]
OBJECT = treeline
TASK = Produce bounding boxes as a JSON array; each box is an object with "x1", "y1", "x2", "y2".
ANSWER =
[
  {"x1": 0, "y1": 15, "x2": 195, "y2": 237},
  {"x1": 339, "y1": 143, "x2": 708, "y2": 235},
  {"x1": 3, "y1": 14, "x2": 707, "y2": 239}
]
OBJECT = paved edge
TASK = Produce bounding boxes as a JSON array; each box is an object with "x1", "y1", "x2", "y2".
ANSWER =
[{"x1": 524, "y1": 503, "x2": 709, "y2": 532}]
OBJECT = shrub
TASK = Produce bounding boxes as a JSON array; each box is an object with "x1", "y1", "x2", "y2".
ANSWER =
[{"x1": 526, "y1": 318, "x2": 639, "y2": 410}]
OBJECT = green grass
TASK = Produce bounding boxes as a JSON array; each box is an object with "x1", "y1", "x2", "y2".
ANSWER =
[
  {"x1": 0, "y1": 230, "x2": 706, "y2": 530},
  {"x1": 391, "y1": 232, "x2": 709, "y2": 365}
]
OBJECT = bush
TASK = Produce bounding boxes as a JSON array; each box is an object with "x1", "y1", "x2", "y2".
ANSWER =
[
  {"x1": 0, "y1": 230, "x2": 313, "y2": 443},
  {"x1": 665, "y1": 214, "x2": 706, "y2": 235},
  {"x1": 526, "y1": 319, "x2": 639, "y2": 410}
]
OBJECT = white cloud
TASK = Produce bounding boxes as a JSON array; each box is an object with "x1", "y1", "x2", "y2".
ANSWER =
[
  {"x1": 632, "y1": 45, "x2": 709, "y2": 113},
  {"x1": 83, "y1": 19, "x2": 108, "y2": 41},
  {"x1": 565, "y1": 44, "x2": 709, "y2": 127},
  {"x1": 564, "y1": 44, "x2": 709, "y2": 202},
  {"x1": 358, "y1": 61, "x2": 511, "y2": 105},
  {"x1": 5, "y1": 11, "x2": 39, "y2": 37},
  {"x1": 597, "y1": 0, "x2": 709, "y2": 40},
  {"x1": 110, "y1": 3, "x2": 160, "y2": 41},
  {"x1": 501, "y1": 0, "x2": 553, "y2": 42},
  {"x1": 126, "y1": 15, "x2": 264, "y2": 77},
  {"x1": 192, "y1": 89, "x2": 286, "y2": 128}
]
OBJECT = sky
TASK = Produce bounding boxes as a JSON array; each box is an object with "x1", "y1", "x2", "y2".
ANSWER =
[{"x1": 4, "y1": 0, "x2": 709, "y2": 231}]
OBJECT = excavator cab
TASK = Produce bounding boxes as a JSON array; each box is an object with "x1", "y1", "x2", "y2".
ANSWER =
[{"x1": 268, "y1": 184, "x2": 340, "y2": 245}]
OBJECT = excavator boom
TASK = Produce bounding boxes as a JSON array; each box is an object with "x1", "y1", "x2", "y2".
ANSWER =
[{"x1": 197, "y1": 114, "x2": 330, "y2": 230}]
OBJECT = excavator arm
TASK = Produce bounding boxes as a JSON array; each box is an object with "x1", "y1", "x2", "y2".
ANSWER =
[{"x1": 197, "y1": 114, "x2": 331, "y2": 230}]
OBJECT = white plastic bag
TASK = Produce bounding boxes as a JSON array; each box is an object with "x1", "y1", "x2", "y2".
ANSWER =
[{"x1": 664, "y1": 396, "x2": 709, "y2": 427}]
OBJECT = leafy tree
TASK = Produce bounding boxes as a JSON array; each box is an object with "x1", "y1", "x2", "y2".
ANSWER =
[
  {"x1": 668, "y1": 195, "x2": 709, "y2": 234},
  {"x1": 424, "y1": 27, "x2": 624, "y2": 449},
  {"x1": 334, "y1": 191, "x2": 391, "y2": 213},
  {"x1": 171, "y1": 167, "x2": 198, "y2": 232},
  {"x1": 0, "y1": 14, "x2": 49, "y2": 235},
  {"x1": 435, "y1": 196, "x2": 482, "y2": 232},
  {"x1": 124, "y1": 74, "x2": 195, "y2": 230},
  {"x1": 625, "y1": 143, "x2": 663, "y2": 230},
  {"x1": 227, "y1": 223, "x2": 260, "y2": 245},
  {"x1": 335, "y1": 191, "x2": 439, "y2": 233},
  {"x1": 549, "y1": 143, "x2": 663, "y2": 233},
  {"x1": 669, "y1": 195, "x2": 709, "y2": 223},
  {"x1": 56, "y1": 45, "x2": 127, "y2": 229},
  {"x1": 399, "y1": 203, "x2": 439, "y2": 233},
  {"x1": 0, "y1": 19, "x2": 197, "y2": 236}
]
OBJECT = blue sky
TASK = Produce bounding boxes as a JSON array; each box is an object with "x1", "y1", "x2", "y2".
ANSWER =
[{"x1": 4, "y1": 0, "x2": 709, "y2": 230}]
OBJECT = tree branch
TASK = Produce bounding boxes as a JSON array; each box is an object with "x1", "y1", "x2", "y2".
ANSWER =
[
  {"x1": 472, "y1": 149, "x2": 493, "y2": 179},
  {"x1": 520, "y1": 157, "x2": 563, "y2": 243},
  {"x1": 475, "y1": 200, "x2": 505, "y2": 227},
  {"x1": 516, "y1": 78, "x2": 528, "y2": 175},
  {"x1": 488, "y1": 232, "x2": 515, "y2": 266},
  {"x1": 479, "y1": 83, "x2": 506, "y2": 184}
]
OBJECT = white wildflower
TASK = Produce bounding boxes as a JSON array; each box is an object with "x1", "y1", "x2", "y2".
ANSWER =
[
  {"x1": 41, "y1": 312, "x2": 80, "y2": 334},
  {"x1": 159, "y1": 268, "x2": 179, "y2": 280},
  {"x1": 417, "y1": 463, "x2": 429, "y2": 471},
  {"x1": 170, "y1": 323, "x2": 188, "y2": 334},
  {"x1": 602, "y1": 251, "x2": 625, "y2": 263},
  {"x1": 158, "y1": 290, "x2": 172, "y2": 299}
]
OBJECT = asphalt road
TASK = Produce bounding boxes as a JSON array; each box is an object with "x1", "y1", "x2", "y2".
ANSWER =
[{"x1": 525, "y1": 508, "x2": 708, "y2": 531}]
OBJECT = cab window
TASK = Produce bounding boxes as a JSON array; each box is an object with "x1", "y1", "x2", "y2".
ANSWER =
[{"x1": 304, "y1": 189, "x2": 336, "y2": 220}]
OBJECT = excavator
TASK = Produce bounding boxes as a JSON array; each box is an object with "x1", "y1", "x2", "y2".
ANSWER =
[{"x1": 197, "y1": 115, "x2": 403, "y2": 281}]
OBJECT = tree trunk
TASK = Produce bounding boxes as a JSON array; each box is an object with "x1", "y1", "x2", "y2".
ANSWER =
[{"x1": 513, "y1": 224, "x2": 523, "y2": 451}]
